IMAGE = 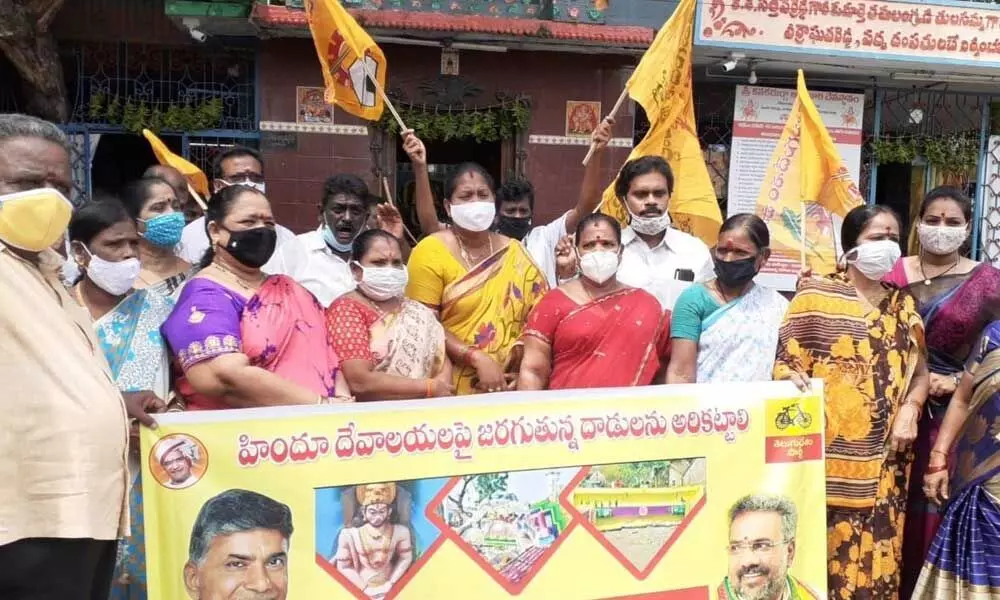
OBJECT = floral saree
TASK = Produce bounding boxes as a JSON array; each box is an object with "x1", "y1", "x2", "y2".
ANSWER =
[
  {"x1": 327, "y1": 295, "x2": 447, "y2": 380},
  {"x1": 912, "y1": 321, "x2": 1000, "y2": 599},
  {"x1": 523, "y1": 287, "x2": 669, "y2": 389},
  {"x1": 96, "y1": 289, "x2": 174, "y2": 600},
  {"x1": 774, "y1": 273, "x2": 925, "y2": 599},
  {"x1": 406, "y1": 237, "x2": 547, "y2": 395},
  {"x1": 884, "y1": 261, "x2": 1000, "y2": 596}
]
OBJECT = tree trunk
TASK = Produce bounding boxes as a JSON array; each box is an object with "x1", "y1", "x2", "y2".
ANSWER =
[{"x1": 0, "y1": 0, "x2": 68, "y2": 122}]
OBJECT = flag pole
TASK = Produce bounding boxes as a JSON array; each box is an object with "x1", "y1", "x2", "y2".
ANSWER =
[
  {"x1": 381, "y1": 175, "x2": 418, "y2": 244},
  {"x1": 187, "y1": 184, "x2": 207, "y2": 211},
  {"x1": 800, "y1": 201, "x2": 807, "y2": 268},
  {"x1": 582, "y1": 86, "x2": 629, "y2": 166},
  {"x1": 360, "y1": 60, "x2": 407, "y2": 132}
]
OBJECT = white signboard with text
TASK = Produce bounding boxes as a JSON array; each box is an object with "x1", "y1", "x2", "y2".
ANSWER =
[{"x1": 728, "y1": 85, "x2": 865, "y2": 290}]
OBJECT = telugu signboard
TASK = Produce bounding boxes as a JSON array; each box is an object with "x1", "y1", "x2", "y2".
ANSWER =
[
  {"x1": 728, "y1": 84, "x2": 864, "y2": 290},
  {"x1": 141, "y1": 383, "x2": 827, "y2": 599},
  {"x1": 696, "y1": 0, "x2": 1000, "y2": 68}
]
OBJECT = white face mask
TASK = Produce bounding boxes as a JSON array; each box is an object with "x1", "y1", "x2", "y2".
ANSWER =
[
  {"x1": 845, "y1": 239, "x2": 901, "y2": 281},
  {"x1": 578, "y1": 250, "x2": 620, "y2": 284},
  {"x1": 628, "y1": 209, "x2": 671, "y2": 236},
  {"x1": 219, "y1": 178, "x2": 266, "y2": 194},
  {"x1": 917, "y1": 223, "x2": 967, "y2": 256},
  {"x1": 84, "y1": 248, "x2": 141, "y2": 296},
  {"x1": 355, "y1": 263, "x2": 408, "y2": 301},
  {"x1": 450, "y1": 201, "x2": 496, "y2": 232},
  {"x1": 60, "y1": 236, "x2": 81, "y2": 286}
]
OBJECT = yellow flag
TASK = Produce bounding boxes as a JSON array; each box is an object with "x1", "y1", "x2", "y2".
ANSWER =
[
  {"x1": 754, "y1": 70, "x2": 862, "y2": 275},
  {"x1": 304, "y1": 0, "x2": 386, "y2": 121},
  {"x1": 141, "y1": 129, "x2": 210, "y2": 200},
  {"x1": 600, "y1": 0, "x2": 722, "y2": 246}
]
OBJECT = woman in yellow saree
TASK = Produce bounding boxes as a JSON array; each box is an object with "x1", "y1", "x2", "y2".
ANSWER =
[{"x1": 403, "y1": 138, "x2": 547, "y2": 395}]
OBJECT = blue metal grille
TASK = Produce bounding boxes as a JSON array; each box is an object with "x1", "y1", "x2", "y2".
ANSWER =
[{"x1": 61, "y1": 41, "x2": 258, "y2": 132}]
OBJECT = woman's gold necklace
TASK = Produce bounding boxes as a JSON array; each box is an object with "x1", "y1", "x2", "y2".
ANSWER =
[
  {"x1": 455, "y1": 231, "x2": 494, "y2": 268},
  {"x1": 211, "y1": 261, "x2": 263, "y2": 292}
]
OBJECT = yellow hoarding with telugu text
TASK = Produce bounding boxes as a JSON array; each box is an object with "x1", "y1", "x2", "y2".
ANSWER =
[{"x1": 141, "y1": 382, "x2": 828, "y2": 599}]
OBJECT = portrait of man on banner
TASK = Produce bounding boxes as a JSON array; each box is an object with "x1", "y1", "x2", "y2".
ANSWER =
[
  {"x1": 183, "y1": 489, "x2": 294, "y2": 600},
  {"x1": 718, "y1": 494, "x2": 821, "y2": 600}
]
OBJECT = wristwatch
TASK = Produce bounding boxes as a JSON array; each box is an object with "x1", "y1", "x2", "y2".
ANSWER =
[{"x1": 953, "y1": 372, "x2": 962, "y2": 387}]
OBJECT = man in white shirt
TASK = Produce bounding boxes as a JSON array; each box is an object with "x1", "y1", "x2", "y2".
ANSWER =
[
  {"x1": 177, "y1": 146, "x2": 295, "y2": 265},
  {"x1": 402, "y1": 119, "x2": 612, "y2": 286},
  {"x1": 612, "y1": 156, "x2": 714, "y2": 310},
  {"x1": 265, "y1": 174, "x2": 406, "y2": 307}
]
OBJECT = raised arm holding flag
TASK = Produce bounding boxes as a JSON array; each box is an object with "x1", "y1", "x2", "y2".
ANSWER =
[{"x1": 593, "y1": 0, "x2": 722, "y2": 247}]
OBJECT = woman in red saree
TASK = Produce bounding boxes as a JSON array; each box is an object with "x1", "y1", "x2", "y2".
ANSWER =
[{"x1": 518, "y1": 214, "x2": 670, "y2": 390}]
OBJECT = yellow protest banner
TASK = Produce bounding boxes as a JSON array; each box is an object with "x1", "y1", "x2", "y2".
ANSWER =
[
  {"x1": 599, "y1": 0, "x2": 722, "y2": 247},
  {"x1": 142, "y1": 382, "x2": 827, "y2": 599},
  {"x1": 754, "y1": 70, "x2": 863, "y2": 275}
]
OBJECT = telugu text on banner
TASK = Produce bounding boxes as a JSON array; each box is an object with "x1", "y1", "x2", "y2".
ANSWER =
[{"x1": 141, "y1": 382, "x2": 827, "y2": 599}]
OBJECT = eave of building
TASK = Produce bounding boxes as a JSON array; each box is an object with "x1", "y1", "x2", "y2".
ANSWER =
[{"x1": 251, "y1": 3, "x2": 653, "y2": 53}]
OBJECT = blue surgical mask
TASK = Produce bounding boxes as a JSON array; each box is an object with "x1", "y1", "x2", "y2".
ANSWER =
[
  {"x1": 322, "y1": 218, "x2": 357, "y2": 254},
  {"x1": 140, "y1": 212, "x2": 185, "y2": 248}
]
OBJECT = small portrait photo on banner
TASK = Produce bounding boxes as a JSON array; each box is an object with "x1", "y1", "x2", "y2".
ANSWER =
[
  {"x1": 183, "y1": 489, "x2": 294, "y2": 600},
  {"x1": 717, "y1": 493, "x2": 822, "y2": 600},
  {"x1": 149, "y1": 433, "x2": 209, "y2": 490}
]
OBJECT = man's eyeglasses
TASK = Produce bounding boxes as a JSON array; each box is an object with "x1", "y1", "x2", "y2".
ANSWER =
[{"x1": 727, "y1": 540, "x2": 789, "y2": 556}]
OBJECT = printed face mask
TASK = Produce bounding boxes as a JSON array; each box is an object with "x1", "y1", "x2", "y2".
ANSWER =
[
  {"x1": 917, "y1": 223, "x2": 967, "y2": 256},
  {"x1": 450, "y1": 201, "x2": 496, "y2": 232},
  {"x1": 845, "y1": 239, "x2": 901, "y2": 280},
  {"x1": 355, "y1": 263, "x2": 409, "y2": 301},
  {"x1": 628, "y1": 209, "x2": 671, "y2": 236},
  {"x1": 140, "y1": 212, "x2": 185, "y2": 248},
  {"x1": 578, "y1": 250, "x2": 620, "y2": 284}
]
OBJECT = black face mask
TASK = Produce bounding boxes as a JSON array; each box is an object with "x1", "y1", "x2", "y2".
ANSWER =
[
  {"x1": 223, "y1": 226, "x2": 278, "y2": 269},
  {"x1": 496, "y1": 215, "x2": 532, "y2": 240},
  {"x1": 713, "y1": 255, "x2": 759, "y2": 288}
]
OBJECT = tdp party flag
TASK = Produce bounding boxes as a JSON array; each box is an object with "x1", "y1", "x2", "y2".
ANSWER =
[
  {"x1": 600, "y1": 0, "x2": 722, "y2": 246},
  {"x1": 304, "y1": 0, "x2": 386, "y2": 121},
  {"x1": 141, "y1": 382, "x2": 827, "y2": 599},
  {"x1": 754, "y1": 70, "x2": 863, "y2": 275},
  {"x1": 141, "y1": 129, "x2": 210, "y2": 200}
]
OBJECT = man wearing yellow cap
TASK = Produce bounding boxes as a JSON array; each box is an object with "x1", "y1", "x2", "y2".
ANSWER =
[{"x1": 333, "y1": 482, "x2": 413, "y2": 598}]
